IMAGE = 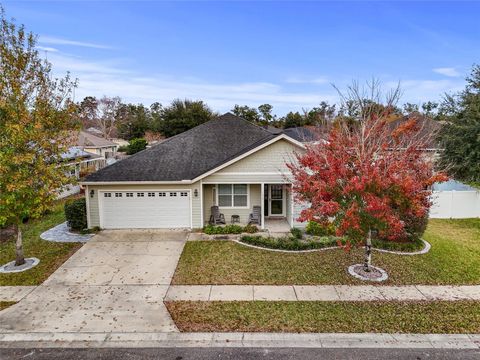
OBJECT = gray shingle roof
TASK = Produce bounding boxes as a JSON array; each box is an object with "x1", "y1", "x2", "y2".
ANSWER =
[
  {"x1": 283, "y1": 127, "x2": 320, "y2": 142},
  {"x1": 78, "y1": 131, "x2": 117, "y2": 148},
  {"x1": 84, "y1": 113, "x2": 279, "y2": 182}
]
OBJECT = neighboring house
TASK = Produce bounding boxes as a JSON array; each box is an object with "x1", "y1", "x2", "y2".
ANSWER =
[
  {"x1": 110, "y1": 138, "x2": 129, "y2": 148},
  {"x1": 77, "y1": 131, "x2": 119, "y2": 159},
  {"x1": 58, "y1": 146, "x2": 106, "y2": 199},
  {"x1": 81, "y1": 113, "x2": 310, "y2": 230}
]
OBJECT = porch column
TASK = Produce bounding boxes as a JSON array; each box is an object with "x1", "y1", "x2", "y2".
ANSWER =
[{"x1": 261, "y1": 183, "x2": 265, "y2": 229}]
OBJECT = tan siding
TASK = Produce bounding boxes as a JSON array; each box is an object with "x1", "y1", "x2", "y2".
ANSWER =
[
  {"x1": 88, "y1": 186, "x2": 100, "y2": 227},
  {"x1": 86, "y1": 183, "x2": 202, "y2": 229},
  {"x1": 293, "y1": 199, "x2": 308, "y2": 228},
  {"x1": 202, "y1": 139, "x2": 303, "y2": 184},
  {"x1": 218, "y1": 139, "x2": 300, "y2": 173}
]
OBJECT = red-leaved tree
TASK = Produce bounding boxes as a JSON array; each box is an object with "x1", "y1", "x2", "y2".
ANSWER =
[{"x1": 288, "y1": 82, "x2": 447, "y2": 272}]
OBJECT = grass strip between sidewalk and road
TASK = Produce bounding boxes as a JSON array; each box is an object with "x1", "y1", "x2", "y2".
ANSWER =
[
  {"x1": 172, "y1": 219, "x2": 480, "y2": 285},
  {"x1": 165, "y1": 300, "x2": 480, "y2": 334},
  {"x1": 0, "y1": 200, "x2": 83, "y2": 286}
]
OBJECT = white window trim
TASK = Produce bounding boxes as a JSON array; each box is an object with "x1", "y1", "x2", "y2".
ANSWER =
[{"x1": 216, "y1": 184, "x2": 250, "y2": 209}]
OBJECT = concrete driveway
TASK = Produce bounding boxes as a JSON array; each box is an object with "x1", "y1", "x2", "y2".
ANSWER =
[{"x1": 0, "y1": 230, "x2": 187, "y2": 333}]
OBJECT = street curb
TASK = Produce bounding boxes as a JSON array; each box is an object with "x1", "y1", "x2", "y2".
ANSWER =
[{"x1": 0, "y1": 332, "x2": 478, "y2": 349}]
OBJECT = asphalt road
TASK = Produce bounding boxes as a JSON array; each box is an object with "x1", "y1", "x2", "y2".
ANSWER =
[{"x1": 1, "y1": 348, "x2": 480, "y2": 360}]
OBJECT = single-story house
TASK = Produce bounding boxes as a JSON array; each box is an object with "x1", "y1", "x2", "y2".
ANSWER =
[
  {"x1": 81, "y1": 113, "x2": 313, "y2": 230},
  {"x1": 77, "y1": 130, "x2": 119, "y2": 159},
  {"x1": 58, "y1": 146, "x2": 107, "y2": 199}
]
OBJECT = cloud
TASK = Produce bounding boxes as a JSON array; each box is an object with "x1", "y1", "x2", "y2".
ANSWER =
[
  {"x1": 45, "y1": 51, "x2": 465, "y2": 115},
  {"x1": 39, "y1": 36, "x2": 112, "y2": 50},
  {"x1": 285, "y1": 76, "x2": 329, "y2": 85},
  {"x1": 433, "y1": 67, "x2": 461, "y2": 77},
  {"x1": 74, "y1": 73, "x2": 337, "y2": 114},
  {"x1": 45, "y1": 52, "x2": 337, "y2": 115},
  {"x1": 386, "y1": 79, "x2": 465, "y2": 103},
  {"x1": 36, "y1": 46, "x2": 59, "y2": 53}
]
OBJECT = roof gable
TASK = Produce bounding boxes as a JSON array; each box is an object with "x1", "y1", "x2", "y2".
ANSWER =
[{"x1": 78, "y1": 131, "x2": 117, "y2": 148}]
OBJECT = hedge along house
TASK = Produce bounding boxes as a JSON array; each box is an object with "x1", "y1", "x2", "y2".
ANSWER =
[{"x1": 81, "y1": 113, "x2": 313, "y2": 231}]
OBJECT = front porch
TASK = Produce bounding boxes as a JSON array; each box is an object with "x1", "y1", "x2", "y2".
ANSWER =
[{"x1": 202, "y1": 183, "x2": 294, "y2": 231}]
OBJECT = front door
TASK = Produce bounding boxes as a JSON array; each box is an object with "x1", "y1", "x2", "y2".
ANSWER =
[{"x1": 269, "y1": 185, "x2": 284, "y2": 216}]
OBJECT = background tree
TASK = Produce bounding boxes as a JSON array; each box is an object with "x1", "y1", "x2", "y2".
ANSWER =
[
  {"x1": 116, "y1": 103, "x2": 151, "y2": 140},
  {"x1": 257, "y1": 103, "x2": 275, "y2": 125},
  {"x1": 126, "y1": 138, "x2": 147, "y2": 155},
  {"x1": 402, "y1": 102, "x2": 419, "y2": 115},
  {"x1": 0, "y1": 9, "x2": 77, "y2": 266},
  {"x1": 76, "y1": 95, "x2": 123, "y2": 138},
  {"x1": 77, "y1": 96, "x2": 98, "y2": 128},
  {"x1": 421, "y1": 101, "x2": 439, "y2": 118},
  {"x1": 159, "y1": 99, "x2": 214, "y2": 137},
  {"x1": 437, "y1": 64, "x2": 480, "y2": 186},
  {"x1": 304, "y1": 101, "x2": 336, "y2": 126},
  {"x1": 95, "y1": 96, "x2": 123, "y2": 138},
  {"x1": 231, "y1": 104, "x2": 260, "y2": 123},
  {"x1": 282, "y1": 111, "x2": 304, "y2": 128},
  {"x1": 289, "y1": 81, "x2": 446, "y2": 273}
]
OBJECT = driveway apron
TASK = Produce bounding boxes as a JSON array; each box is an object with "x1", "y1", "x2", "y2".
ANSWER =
[{"x1": 0, "y1": 230, "x2": 187, "y2": 333}]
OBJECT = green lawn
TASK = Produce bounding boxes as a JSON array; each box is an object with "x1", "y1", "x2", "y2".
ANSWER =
[
  {"x1": 0, "y1": 201, "x2": 83, "y2": 286},
  {"x1": 165, "y1": 300, "x2": 480, "y2": 334},
  {"x1": 172, "y1": 219, "x2": 480, "y2": 285}
]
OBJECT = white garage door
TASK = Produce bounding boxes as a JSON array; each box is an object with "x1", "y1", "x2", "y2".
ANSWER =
[{"x1": 100, "y1": 190, "x2": 191, "y2": 229}]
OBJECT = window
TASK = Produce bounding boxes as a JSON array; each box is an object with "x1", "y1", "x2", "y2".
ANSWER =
[
  {"x1": 126, "y1": 192, "x2": 133, "y2": 197},
  {"x1": 217, "y1": 184, "x2": 248, "y2": 207},
  {"x1": 148, "y1": 192, "x2": 155, "y2": 197},
  {"x1": 104, "y1": 193, "x2": 112, "y2": 198},
  {"x1": 159, "y1": 192, "x2": 166, "y2": 197},
  {"x1": 115, "y1": 192, "x2": 122, "y2": 197},
  {"x1": 170, "y1": 192, "x2": 177, "y2": 197},
  {"x1": 180, "y1": 192, "x2": 188, "y2": 197},
  {"x1": 137, "y1": 192, "x2": 144, "y2": 197}
]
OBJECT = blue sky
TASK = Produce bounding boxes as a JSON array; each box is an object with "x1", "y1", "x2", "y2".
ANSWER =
[{"x1": 5, "y1": 1, "x2": 480, "y2": 115}]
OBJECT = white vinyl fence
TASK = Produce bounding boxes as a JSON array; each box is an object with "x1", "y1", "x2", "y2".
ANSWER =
[{"x1": 430, "y1": 190, "x2": 480, "y2": 219}]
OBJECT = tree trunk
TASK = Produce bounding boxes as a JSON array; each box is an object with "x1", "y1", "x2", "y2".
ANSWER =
[
  {"x1": 363, "y1": 229, "x2": 372, "y2": 272},
  {"x1": 15, "y1": 225, "x2": 25, "y2": 267}
]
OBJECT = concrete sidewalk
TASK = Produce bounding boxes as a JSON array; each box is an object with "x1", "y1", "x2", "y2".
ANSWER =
[
  {"x1": 3, "y1": 284, "x2": 480, "y2": 302},
  {"x1": 165, "y1": 285, "x2": 480, "y2": 301},
  {"x1": 0, "y1": 332, "x2": 479, "y2": 349}
]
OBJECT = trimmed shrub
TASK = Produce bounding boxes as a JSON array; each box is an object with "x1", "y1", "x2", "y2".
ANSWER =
[
  {"x1": 64, "y1": 198, "x2": 87, "y2": 231},
  {"x1": 126, "y1": 138, "x2": 147, "y2": 155},
  {"x1": 243, "y1": 224, "x2": 259, "y2": 234},
  {"x1": 404, "y1": 213, "x2": 429, "y2": 241},
  {"x1": 203, "y1": 224, "x2": 259, "y2": 235},
  {"x1": 371, "y1": 237, "x2": 425, "y2": 252},
  {"x1": 290, "y1": 227, "x2": 303, "y2": 239},
  {"x1": 305, "y1": 221, "x2": 335, "y2": 237},
  {"x1": 117, "y1": 145, "x2": 129, "y2": 152},
  {"x1": 241, "y1": 235, "x2": 337, "y2": 251}
]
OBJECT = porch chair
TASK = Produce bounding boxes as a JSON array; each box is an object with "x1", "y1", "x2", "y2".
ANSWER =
[
  {"x1": 248, "y1": 205, "x2": 262, "y2": 226},
  {"x1": 209, "y1": 206, "x2": 226, "y2": 225}
]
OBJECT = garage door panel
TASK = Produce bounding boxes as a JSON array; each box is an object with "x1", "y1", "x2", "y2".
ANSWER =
[{"x1": 101, "y1": 191, "x2": 191, "y2": 229}]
